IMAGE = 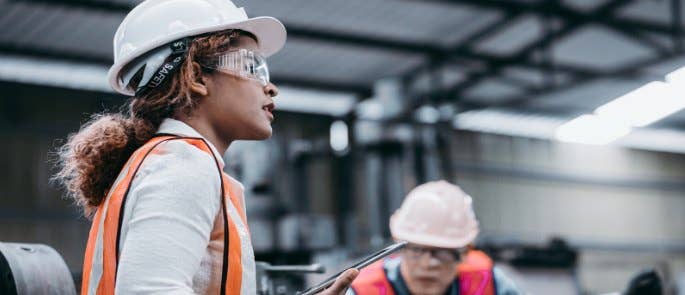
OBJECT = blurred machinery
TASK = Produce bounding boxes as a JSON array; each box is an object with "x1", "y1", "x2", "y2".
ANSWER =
[
  {"x1": 225, "y1": 138, "x2": 337, "y2": 293},
  {"x1": 479, "y1": 238, "x2": 581, "y2": 294},
  {"x1": 218, "y1": 79, "x2": 463, "y2": 263},
  {"x1": 255, "y1": 262, "x2": 325, "y2": 295},
  {"x1": 224, "y1": 132, "x2": 340, "y2": 263},
  {"x1": 482, "y1": 237, "x2": 579, "y2": 268},
  {"x1": 624, "y1": 268, "x2": 664, "y2": 295},
  {"x1": 0, "y1": 242, "x2": 76, "y2": 295}
]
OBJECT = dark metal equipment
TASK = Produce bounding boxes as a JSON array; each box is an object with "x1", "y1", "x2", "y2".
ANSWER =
[
  {"x1": 256, "y1": 262, "x2": 325, "y2": 295},
  {"x1": 480, "y1": 237, "x2": 578, "y2": 269},
  {"x1": 0, "y1": 242, "x2": 76, "y2": 295}
]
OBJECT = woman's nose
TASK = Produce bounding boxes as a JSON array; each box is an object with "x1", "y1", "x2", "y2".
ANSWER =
[{"x1": 264, "y1": 82, "x2": 279, "y2": 97}]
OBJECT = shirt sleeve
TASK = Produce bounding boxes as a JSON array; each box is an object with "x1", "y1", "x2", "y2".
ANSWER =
[
  {"x1": 493, "y1": 266, "x2": 523, "y2": 295},
  {"x1": 115, "y1": 140, "x2": 222, "y2": 295}
]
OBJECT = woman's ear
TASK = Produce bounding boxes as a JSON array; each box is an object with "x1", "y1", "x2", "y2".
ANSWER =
[{"x1": 189, "y1": 61, "x2": 209, "y2": 96}]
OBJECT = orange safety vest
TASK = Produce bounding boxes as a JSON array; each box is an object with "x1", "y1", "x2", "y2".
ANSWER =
[
  {"x1": 81, "y1": 136, "x2": 248, "y2": 295},
  {"x1": 351, "y1": 250, "x2": 496, "y2": 295}
]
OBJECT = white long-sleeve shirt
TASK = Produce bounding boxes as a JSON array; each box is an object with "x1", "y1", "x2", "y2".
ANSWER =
[{"x1": 114, "y1": 118, "x2": 256, "y2": 294}]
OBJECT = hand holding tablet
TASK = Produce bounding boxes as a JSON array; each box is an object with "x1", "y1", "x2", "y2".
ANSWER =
[{"x1": 297, "y1": 241, "x2": 408, "y2": 295}]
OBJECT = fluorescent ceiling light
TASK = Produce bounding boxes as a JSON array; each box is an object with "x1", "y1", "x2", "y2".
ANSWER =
[
  {"x1": 556, "y1": 114, "x2": 631, "y2": 145},
  {"x1": 453, "y1": 109, "x2": 685, "y2": 153},
  {"x1": 0, "y1": 54, "x2": 111, "y2": 92},
  {"x1": 329, "y1": 120, "x2": 349, "y2": 153},
  {"x1": 356, "y1": 99, "x2": 385, "y2": 120},
  {"x1": 595, "y1": 81, "x2": 685, "y2": 127},
  {"x1": 665, "y1": 65, "x2": 685, "y2": 84},
  {"x1": 274, "y1": 87, "x2": 357, "y2": 116},
  {"x1": 454, "y1": 109, "x2": 565, "y2": 139},
  {"x1": 616, "y1": 127, "x2": 685, "y2": 154}
]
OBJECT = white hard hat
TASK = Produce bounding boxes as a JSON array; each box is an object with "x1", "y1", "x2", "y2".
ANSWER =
[
  {"x1": 390, "y1": 180, "x2": 479, "y2": 249},
  {"x1": 108, "y1": 0, "x2": 287, "y2": 95}
]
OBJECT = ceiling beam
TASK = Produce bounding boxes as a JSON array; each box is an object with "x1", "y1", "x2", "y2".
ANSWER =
[
  {"x1": 400, "y1": 1, "x2": 649, "y2": 112},
  {"x1": 0, "y1": 44, "x2": 111, "y2": 65},
  {"x1": 445, "y1": 0, "x2": 639, "y2": 101},
  {"x1": 288, "y1": 23, "x2": 603, "y2": 79},
  {"x1": 9, "y1": 0, "x2": 131, "y2": 12},
  {"x1": 672, "y1": 0, "x2": 685, "y2": 51},
  {"x1": 463, "y1": 50, "x2": 685, "y2": 111},
  {"x1": 9, "y1": 0, "x2": 674, "y2": 105},
  {"x1": 18, "y1": 0, "x2": 679, "y2": 37},
  {"x1": 416, "y1": 0, "x2": 682, "y2": 36},
  {"x1": 9, "y1": 0, "x2": 611, "y2": 79},
  {"x1": 271, "y1": 76, "x2": 371, "y2": 96}
]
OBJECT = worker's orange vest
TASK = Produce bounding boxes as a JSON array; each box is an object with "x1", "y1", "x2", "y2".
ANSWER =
[
  {"x1": 81, "y1": 136, "x2": 248, "y2": 295},
  {"x1": 350, "y1": 250, "x2": 496, "y2": 295}
]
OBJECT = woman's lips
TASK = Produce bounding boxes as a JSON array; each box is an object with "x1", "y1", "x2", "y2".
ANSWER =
[{"x1": 262, "y1": 103, "x2": 275, "y2": 121}]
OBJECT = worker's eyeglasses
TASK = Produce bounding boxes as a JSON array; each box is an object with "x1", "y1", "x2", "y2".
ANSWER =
[
  {"x1": 403, "y1": 244, "x2": 465, "y2": 263},
  {"x1": 200, "y1": 48, "x2": 270, "y2": 86}
]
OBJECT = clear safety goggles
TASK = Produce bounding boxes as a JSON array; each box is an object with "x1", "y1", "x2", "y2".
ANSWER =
[
  {"x1": 201, "y1": 48, "x2": 270, "y2": 86},
  {"x1": 403, "y1": 244, "x2": 466, "y2": 263}
]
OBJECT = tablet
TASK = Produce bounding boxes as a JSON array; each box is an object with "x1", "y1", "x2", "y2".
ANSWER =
[{"x1": 296, "y1": 241, "x2": 408, "y2": 295}]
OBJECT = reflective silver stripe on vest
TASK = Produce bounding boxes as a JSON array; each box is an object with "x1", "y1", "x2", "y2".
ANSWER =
[
  {"x1": 85, "y1": 162, "x2": 132, "y2": 295},
  {"x1": 225, "y1": 196, "x2": 255, "y2": 295}
]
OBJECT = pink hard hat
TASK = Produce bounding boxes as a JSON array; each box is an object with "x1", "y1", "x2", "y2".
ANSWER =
[{"x1": 390, "y1": 180, "x2": 479, "y2": 249}]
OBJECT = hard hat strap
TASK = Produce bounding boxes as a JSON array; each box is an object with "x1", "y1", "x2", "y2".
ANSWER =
[{"x1": 135, "y1": 38, "x2": 191, "y2": 96}]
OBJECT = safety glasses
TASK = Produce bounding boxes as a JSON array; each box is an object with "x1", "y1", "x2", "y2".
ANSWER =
[
  {"x1": 403, "y1": 244, "x2": 466, "y2": 263},
  {"x1": 201, "y1": 48, "x2": 270, "y2": 86}
]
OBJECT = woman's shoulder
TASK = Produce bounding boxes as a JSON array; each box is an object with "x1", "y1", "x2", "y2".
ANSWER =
[
  {"x1": 149, "y1": 138, "x2": 219, "y2": 167},
  {"x1": 133, "y1": 138, "x2": 223, "y2": 186},
  {"x1": 124, "y1": 138, "x2": 224, "y2": 212}
]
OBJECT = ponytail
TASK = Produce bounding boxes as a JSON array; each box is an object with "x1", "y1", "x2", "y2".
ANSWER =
[{"x1": 54, "y1": 114, "x2": 157, "y2": 215}]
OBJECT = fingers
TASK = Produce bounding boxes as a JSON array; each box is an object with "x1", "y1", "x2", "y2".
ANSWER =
[{"x1": 321, "y1": 268, "x2": 359, "y2": 295}]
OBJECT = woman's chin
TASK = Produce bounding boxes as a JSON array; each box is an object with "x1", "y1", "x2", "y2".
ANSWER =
[{"x1": 246, "y1": 126, "x2": 272, "y2": 140}]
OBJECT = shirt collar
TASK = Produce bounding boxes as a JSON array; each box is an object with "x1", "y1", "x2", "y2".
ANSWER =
[{"x1": 157, "y1": 118, "x2": 225, "y2": 167}]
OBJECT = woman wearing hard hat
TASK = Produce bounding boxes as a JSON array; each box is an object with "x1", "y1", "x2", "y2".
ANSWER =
[
  {"x1": 54, "y1": 0, "x2": 357, "y2": 294},
  {"x1": 348, "y1": 181, "x2": 521, "y2": 295}
]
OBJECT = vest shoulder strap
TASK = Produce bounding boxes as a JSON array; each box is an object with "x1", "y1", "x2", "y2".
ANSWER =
[
  {"x1": 350, "y1": 260, "x2": 395, "y2": 295},
  {"x1": 456, "y1": 250, "x2": 496, "y2": 295}
]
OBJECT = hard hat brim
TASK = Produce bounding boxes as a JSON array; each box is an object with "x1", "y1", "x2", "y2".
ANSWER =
[
  {"x1": 390, "y1": 227, "x2": 479, "y2": 249},
  {"x1": 389, "y1": 213, "x2": 479, "y2": 249},
  {"x1": 108, "y1": 16, "x2": 287, "y2": 96}
]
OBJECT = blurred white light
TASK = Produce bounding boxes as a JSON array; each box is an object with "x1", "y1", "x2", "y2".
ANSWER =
[
  {"x1": 454, "y1": 109, "x2": 564, "y2": 139},
  {"x1": 595, "y1": 81, "x2": 685, "y2": 127},
  {"x1": 666, "y1": 65, "x2": 685, "y2": 84},
  {"x1": 274, "y1": 87, "x2": 357, "y2": 116},
  {"x1": 616, "y1": 127, "x2": 685, "y2": 154},
  {"x1": 666, "y1": 66, "x2": 685, "y2": 109},
  {"x1": 414, "y1": 105, "x2": 440, "y2": 124},
  {"x1": 0, "y1": 54, "x2": 111, "y2": 92},
  {"x1": 356, "y1": 99, "x2": 385, "y2": 120},
  {"x1": 450, "y1": 108, "x2": 685, "y2": 153},
  {"x1": 556, "y1": 115, "x2": 631, "y2": 145},
  {"x1": 330, "y1": 120, "x2": 349, "y2": 153}
]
